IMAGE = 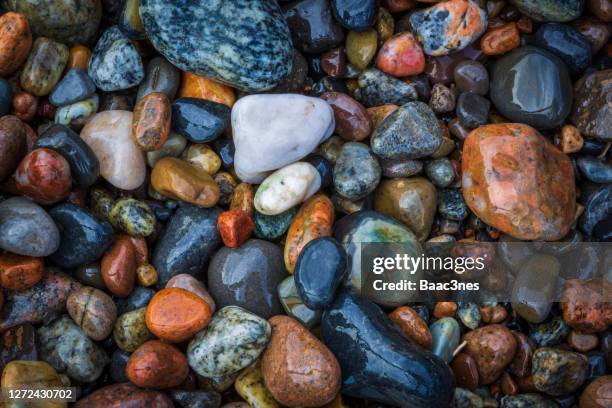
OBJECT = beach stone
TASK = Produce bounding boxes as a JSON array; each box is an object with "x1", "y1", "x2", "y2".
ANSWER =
[
  {"x1": 454, "y1": 60, "x2": 489, "y2": 95},
  {"x1": 80, "y1": 110, "x2": 146, "y2": 190},
  {"x1": 170, "y1": 390, "x2": 222, "y2": 408},
  {"x1": 254, "y1": 162, "x2": 321, "y2": 216},
  {"x1": 8, "y1": 0, "x2": 101, "y2": 45},
  {"x1": 580, "y1": 184, "x2": 611, "y2": 240},
  {"x1": 54, "y1": 94, "x2": 99, "y2": 127},
  {"x1": 561, "y1": 278, "x2": 612, "y2": 333},
  {"x1": 137, "y1": 56, "x2": 181, "y2": 101},
  {"x1": 37, "y1": 315, "x2": 108, "y2": 382},
  {"x1": 49, "y1": 68, "x2": 96, "y2": 107},
  {"x1": 345, "y1": 29, "x2": 378, "y2": 70},
  {"x1": 509, "y1": 0, "x2": 583, "y2": 22},
  {"x1": 438, "y1": 188, "x2": 468, "y2": 220},
  {"x1": 172, "y1": 98, "x2": 230, "y2": 144},
  {"x1": 151, "y1": 157, "x2": 220, "y2": 207},
  {"x1": 389, "y1": 305, "x2": 432, "y2": 348},
  {"x1": 147, "y1": 132, "x2": 188, "y2": 168},
  {"x1": 109, "y1": 198, "x2": 156, "y2": 237},
  {"x1": 262, "y1": 316, "x2": 341, "y2": 407},
  {"x1": 305, "y1": 154, "x2": 333, "y2": 188},
  {"x1": 425, "y1": 158, "x2": 455, "y2": 188},
  {"x1": 462, "y1": 123, "x2": 576, "y2": 240},
  {"x1": 500, "y1": 394, "x2": 558, "y2": 408},
  {"x1": 333, "y1": 142, "x2": 381, "y2": 200},
  {"x1": 511, "y1": 254, "x2": 560, "y2": 323},
  {"x1": 0, "y1": 253, "x2": 44, "y2": 291},
  {"x1": 182, "y1": 144, "x2": 222, "y2": 175},
  {"x1": 74, "y1": 383, "x2": 174, "y2": 408},
  {"x1": 577, "y1": 156, "x2": 612, "y2": 184},
  {"x1": 15, "y1": 148, "x2": 71, "y2": 205},
  {"x1": 357, "y1": 68, "x2": 418, "y2": 107},
  {"x1": 490, "y1": 46, "x2": 573, "y2": 130},
  {"x1": 452, "y1": 353, "x2": 479, "y2": 390},
  {"x1": 179, "y1": 71, "x2": 236, "y2": 107},
  {"x1": 101, "y1": 235, "x2": 137, "y2": 298},
  {"x1": 232, "y1": 94, "x2": 334, "y2": 183},
  {"x1": 480, "y1": 22, "x2": 521, "y2": 56},
  {"x1": 535, "y1": 23, "x2": 592, "y2": 75},
  {"x1": 530, "y1": 316, "x2": 571, "y2": 347},
  {"x1": 253, "y1": 208, "x2": 296, "y2": 241},
  {"x1": 463, "y1": 324, "x2": 517, "y2": 385},
  {"x1": 373, "y1": 177, "x2": 437, "y2": 241},
  {"x1": 0, "y1": 12, "x2": 32, "y2": 77},
  {"x1": 331, "y1": 0, "x2": 376, "y2": 30},
  {"x1": 580, "y1": 375, "x2": 612, "y2": 408},
  {"x1": 278, "y1": 275, "x2": 322, "y2": 329},
  {"x1": 116, "y1": 287, "x2": 154, "y2": 315},
  {"x1": 532, "y1": 348, "x2": 588, "y2": 396},
  {"x1": 126, "y1": 340, "x2": 189, "y2": 389},
  {"x1": 49, "y1": 204, "x2": 114, "y2": 268},
  {"x1": 571, "y1": 69, "x2": 612, "y2": 141},
  {"x1": 376, "y1": 32, "x2": 425, "y2": 77},
  {"x1": 409, "y1": 0, "x2": 488, "y2": 56},
  {"x1": 132, "y1": 92, "x2": 171, "y2": 151},
  {"x1": 208, "y1": 239, "x2": 285, "y2": 319},
  {"x1": 430, "y1": 317, "x2": 461, "y2": 363},
  {"x1": 20, "y1": 37, "x2": 69, "y2": 97},
  {"x1": 141, "y1": 0, "x2": 293, "y2": 92},
  {"x1": 1, "y1": 361, "x2": 64, "y2": 406},
  {"x1": 456, "y1": 92, "x2": 490, "y2": 128},
  {"x1": 187, "y1": 306, "x2": 271, "y2": 378},
  {"x1": 88, "y1": 26, "x2": 144, "y2": 91},
  {"x1": 166, "y1": 273, "x2": 216, "y2": 313},
  {"x1": 371, "y1": 101, "x2": 442, "y2": 160},
  {"x1": 35, "y1": 124, "x2": 99, "y2": 189},
  {"x1": 320, "y1": 92, "x2": 372, "y2": 141},
  {"x1": 235, "y1": 360, "x2": 279, "y2": 408},
  {"x1": 67, "y1": 286, "x2": 117, "y2": 341},
  {"x1": 0, "y1": 116, "x2": 27, "y2": 182},
  {"x1": 321, "y1": 290, "x2": 454, "y2": 407},
  {"x1": 284, "y1": 0, "x2": 344, "y2": 54},
  {"x1": 0, "y1": 325, "x2": 38, "y2": 369},
  {"x1": 113, "y1": 307, "x2": 155, "y2": 352}
]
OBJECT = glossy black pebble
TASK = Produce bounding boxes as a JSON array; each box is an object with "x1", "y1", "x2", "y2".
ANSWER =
[{"x1": 171, "y1": 98, "x2": 230, "y2": 143}]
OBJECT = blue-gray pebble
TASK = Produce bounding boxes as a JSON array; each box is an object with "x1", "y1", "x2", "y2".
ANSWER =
[
  {"x1": 171, "y1": 98, "x2": 230, "y2": 143},
  {"x1": 333, "y1": 142, "x2": 381, "y2": 200},
  {"x1": 49, "y1": 68, "x2": 96, "y2": 107}
]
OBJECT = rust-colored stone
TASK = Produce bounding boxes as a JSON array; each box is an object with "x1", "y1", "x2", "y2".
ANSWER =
[
  {"x1": 136, "y1": 264, "x2": 158, "y2": 287},
  {"x1": 462, "y1": 123, "x2": 576, "y2": 241},
  {"x1": 284, "y1": 194, "x2": 335, "y2": 273},
  {"x1": 463, "y1": 324, "x2": 517, "y2": 385},
  {"x1": 65, "y1": 45, "x2": 92, "y2": 73},
  {"x1": 101, "y1": 236, "x2": 137, "y2": 298},
  {"x1": 433, "y1": 302, "x2": 457, "y2": 318},
  {"x1": 500, "y1": 372, "x2": 519, "y2": 396},
  {"x1": 178, "y1": 72, "x2": 235, "y2": 107},
  {"x1": 145, "y1": 287, "x2": 212, "y2": 343},
  {"x1": 126, "y1": 340, "x2": 189, "y2": 389},
  {"x1": 217, "y1": 209, "x2": 254, "y2": 248},
  {"x1": 321, "y1": 47, "x2": 346, "y2": 78},
  {"x1": 261, "y1": 315, "x2": 341, "y2": 407},
  {"x1": 568, "y1": 330, "x2": 599, "y2": 352},
  {"x1": 451, "y1": 352, "x2": 479, "y2": 390},
  {"x1": 74, "y1": 382, "x2": 174, "y2": 407},
  {"x1": 376, "y1": 32, "x2": 425, "y2": 77},
  {"x1": 229, "y1": 182, "x2": 255, "y2": 216},
  {"x1": 389, "y1": 305, "x2": 432, "y2": 348},
  {"x1": 127, "y1": 235, "x2": 148, "y2": 265},
  {"x1": 561, "y1": 279, "x2": 612, "y2": 334},
  {"x1": 0, "y1": 253, "x2": 44, "y2": 291},
  {"x1": 580, "y1": 375, "x2": 612, "y2": 408},
  {"x1": 0, "y1": 12, "x2": 32, "y2": 77},
  {"x1": 320, "y1": 92, "x2": 372, "y2": 141},
  {"x1": 132, "y1": 92, "x2": 171, "y2": 151},
  {"x1": 15, "y1": 148, "x2": 72, "y2": 205},
  {"x1": 480, "y1": 23, "x2": 521, "y2": 55},
  {"x1": 11, "y1": 91, "x2": 38, "y2": 122},
  {"x1": 561, "y1": 124, "x2": 584, "y2": 154}
]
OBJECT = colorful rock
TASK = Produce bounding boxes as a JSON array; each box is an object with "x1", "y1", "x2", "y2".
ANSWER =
[
  {"x1": 376, "y1": 32, "x2": 425, "y2": 77},
  {"x1": 67, "y1": 286, "x2": 117, "y2": 341},
  {"x1": 151, "y1": 157, "x2": 220, "y2": 207},
  {"x1": 0, "y1": 253, "x2": 44, "y2": 291},
  {"x1": 126, "y1": 340, "x2": 189, "y2": 389},
  {"x1": 179, "y1": 72, "x2": 236, "y2": 107},
  {"x1": 571, "y1": 69, "x2": 612, "y2": 141},
  {"x1": 389, "y1": 305, "x2": 432, "y2": 348},
  {"x1": 217, "y1": 209, "x2": 254, "y2": 248},
  {"x1": 132, "y1": 92, "x2": 171, "y2": 151},
  {"x1": 20, "y1": 37, "x2": 69, "y2": 97},
  {"x1": 462, "y1": 324, "x2": 517, "y2": 385},
  {"x1": 321, "y1": 92, "x2": 372, "y2": 141},
  {"x1": 101, "y1": 236, "x2": 137, "y2": 298},
  {"x1": 0, "y1": 12, "x2": 32, "y2": 77}
]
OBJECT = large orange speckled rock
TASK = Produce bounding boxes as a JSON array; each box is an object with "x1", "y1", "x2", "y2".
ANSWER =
[
  {"x1": 462, "y1": 123, "x2": 575, "y2": 241},
  {"x1": 261, "y1": 315, "x2": 341, "y2": 407}
]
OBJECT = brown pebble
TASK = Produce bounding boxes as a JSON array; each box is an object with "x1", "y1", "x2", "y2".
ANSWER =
[
  {"x1": 320, "y1": 92, "x2": 372, "y2": 141},
  {"x1": 579, "y1": 375, "x2": 612, "y2": 408},
  {"x1": 434, "y1": 302, "x2": 457, "y2": 319},
  {"x1": 67, "y1": 286, "x2": 117, "y2": 341},
  {"x1": 126, "y1": 340, "x2": 189, "y2": 389},
  {"x1": 568, "y1": 330, "x2": 599, "y2": 352},
  {"x1": 0, "y1": 12, "x2": 33, "y2": 77},
  {"x1": 451, "y1": 352, "x2": 479, "y2": 390},
  {"x1": 501, "y1": 372, "x2": 519, "y2": 396},
  {"x1": 0, "y1": 253, "x2": 44, "y2": 291},
  {"x1": 101, "y1": 236, "x2": 137, "y2": 298},
  {"x1": 389, "y1": 305, "x2": 432, "y2": 349},
  {"x1": 11, "y1": 92, "x2": 38, "y2": 122},
  {"x1": 561, "y1": 125, "x2": 584, "y2": 154},
  {"x1": 230, "y1": 182, "x2": 255, "y2": 216},
  {"x1": 509, "y1": 331, "x2": 534, "y2": 378},
  {"x1": 74, "y1": 382, "x2": 174, "y2": 407},
  {"x1": 463, "y1": 324, "x2": 517, "y2": 385},
  {"x1": 480, "y1": 23, "x2": 520, "y2": 55}
]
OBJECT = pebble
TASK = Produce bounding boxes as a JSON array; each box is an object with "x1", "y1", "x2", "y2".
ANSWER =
[
  {"x1": 81, "y1": 110, "x2": 146, "y2": 190},
  {"x1": 182, "y1": 144, "x2": 222, "y2": 175},
  {"x1": 271, "y1": 49, "x2": 309, "y2": 93},
  {"x1": 376, "y1": 32, "x2": 425, "y2": 77},
  {"x1": 0, "y1": 12, "x2": 32, "y2": 77},
  {"x1": 463, "y1": 324, "x2": 517, "y2": 384},
  {"x1": 561, "y1": 279, "x2": 612, "y2": 333},
  {"x1": 20, "y1": 37, "x2": 69, "y2": 97},
  {"x1": 571, "y1": 69, "x2": 612, "y2": 141},
  {"x1": 456, "y1": 92, "x2": 491, "y2": 128},
  {"x1": 118, "y1": 0, "x2": 146, "y2": 39},
  {"x1": 509, "y1": 0, "x2": 584, "y2": 22},
  {"x1": 500, "y1": 393, "x2": 558, "y2": 408},
  {"x1": 373, "y1": 177, "x2": 437, "y2": 241},
  {"x1": 232, "y1": 94, "x2": 334, "y2": 183},
  {"x1": 389, "y1": 305, "x2": 432, "y2": 348},
  {"x1": 0, "y1": 253, "x2": 44, "y2": 291},
  {"x1": 126, "y1": 340, "x2": 189, "y2": 389},
  {"x1": 580, "y1": 375, "x2": 612, "y2": 408},
  {"x1": 294, "y1": 237, "x2": 347, "y2": 310},
  {"x1": 262, "y1": 316, "x2": 341, "y2": 407},
  {"x1": 284, "y1": 0, "x2": 344, "y2": 54},
  {"x1": 187, "y1": 305, "x2": 271, "y2": 378},
  {"x1": 171, "y1": 98, "x2": 230, "y2": 143},
  {"x1": 331, "y1": 0, "x2": 376, "y2": 30},
  {"x1": 67, "y1": 286, "x2": 117, "y2": 341},
  {"x1": 132, "y1": 92, "x2": 171, "y2": 151},
  {"x1": 254, "y1": 162, "x2": 321, "y2": 216},
  {"x1": 453, "y1": 388, "x2": 483, "y2": 408},
  {"x1": 37, "y1": 315, "x2": 108, "y2": 382},
  {"x1": 54, "y1": 93, "x2": 99, "y2": 127},
  {"x1": 146, "y1": 287, "x2": 212, "y2": 342},
  {"x1": 425, "y1": 158, "x2": 456, "y2": 188},
  {"x1": 321, "y1": 290, "x2": 454, "y2": 407},
  {"x1": 462, "y1": 123, "x2": 576, "y2": 240},
  {"x1": 530, "y1": 316, "x2": 571, "y2": 347},
  {"x1": 109, "y1": 198, "x2": 156, "y2": 237},
  {"x1": 217, "y1": 209, "x2": 254, "y2": 248},
  {"x1": 429, "y1": 83, "x2": 456, "y2": 114},
  {"x1": 367, "y1": 104, "x2": 398, "y2": 128},
  {"x1": 490, "y1": 46, "x2": 573, "y2": 129},
  {"x1": 305, "y1": 154, "x2": 334, "y2": 188},
  {"x1": 235, "y1": 360, "x2": 279, "y2": 408},
  {"x1": 568, "y1": 331, "x2": 599, "y2": 352},
  {"x1": 166, "y1": 273, "x2": 216, "y2": 313},
  {"x1": 509, "y1": 331, "x2": 534, "y2": 378},
  {"x1": 409, "y1": 0, "x2": 488, "y2": 56},
  {"x1": 430, "y1": 317, "x2": 461, "y2": 363},
  {"x1": 15, "y1": 148, "x2": 71, "y2": 205},
  {"x1": 49, "y1": 204, "x2": 114, "y2": 268},
  {"x1": 321, "y1": 48, "x2": 346, "y2": 78},
  {"x1": 454, "y1": 60, "x2": 489, "y2": 95},
  {"x1": 284, "y1": 194, "x2": 335, "y2": 273},
  {"x1": 151, "y1": 157, "x2": 220, "y2": 207},
  {"x1": 577, "y1": 156, "x2": 612, "y2": 183},
  {"x1": 0, "y1": 79, "x2": 12, "y2": 117},
  {"x1": 147, "y1": 132, "x2": 187, "y2": 168},
  {"x1": 0, "y1": 324, "x2": 38, "y2": 369},
  {"x1": 2, "y1": 361, "x2": 64, "y2": 401},
  {"x1": 457, "y1": 302, "x2": 482, "y2": 330},
  {"x1": 357, "y1": 68, "x2": 418, "y2": 107},
  {"x1": 137, "y1": 56, "x2": 181, "y2": 101},
  {"x1": 532, "y1": 348, "x2": 588, "y2": 396},
  {"x1": 345, "y1": 29, "x2": 378, "y2": 70},
  {"x1": 535, "y1": 23, "x2": 592, "y2": 75},
  {"x1": 511, "y1": 254, "x2": 560, "y2": 323},
  {"x1": 171, "y1": 390, "x2": 222, "y2": 408},
  {"x1": 101, "y1": 235, "x2": 137, "y2": 298},
  {"x1": 321, "y1": 92, "x2": 372, "y2": 141},
  {"x1": 580, "y1": 184, "x2": 611, "y2": 240},
  {"x1": 66, "y1": 44, "x2": 92, "y2": 73},
  {"x1": 113, "y1": 307, "x2": 155, "y2": 352},
  {"x1": 49, "y1": 68, "x2": 96, "y2": 108},
  {"x1": 381, "y1": 158, "x2": 424, "y2": 178},
  {"x1": 141, "y1": 0, "x2": 293, "y2": 92},
  {"x1": 179, "y1": 72, "x2": 236, "y2": 108},
  {"x1": 208, "y1": 239, "x2": 285, "y2": 319},
  {"x1": 152, "y1": 204, "x2": 221, "y2": 286},
  {"x1": 333, "y1": 142, "x2": 381, "y2": 200},
  {"x1": 452, "y1": 353, "x2": 480, "y2": 390},
  {"x1": 278, "y1": 275, "x2": 322, "y2": 329},
  {"x1": 74, "y1": 383, "x2": 174, "y2": 407},
  {"x1": 254, "y1": 208, "x2": 296, "y2": 241},
  {"x1": 35, "y1": 124, "x2": 99, "y2": 189}
]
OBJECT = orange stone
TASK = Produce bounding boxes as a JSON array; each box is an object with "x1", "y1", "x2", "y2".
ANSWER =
[
  {"x1": 376, "y1": 32, "x2": 425, "y2": 77},
  {"x1": 0, "y1": 253, "x2": 44, "y2": 291},
  {"x1": 284, "y1": 193, "x2": 335, "y2": 273},
  {"x1": 127, "y1": 235, "x2": 148, "y2": 265},
  {"x1": 132, "y1": 92, "x2": 172, "y2": 151},
  {"x1": 217, "y1": 209, "x2": 254, "y2": 248},
  {"x1": 462, "y1": 123, "x2": 576, "y2": 241},
  {"x1": 389, "y1": 305, "x2": 432, "y2": 348},
  {"x1": 480, "y1": 23, "x2": 521, "y2": 56},
  {"x1": 561, "y1": 279, "x2": 612, "y2": 334},
  {"x1": 560, "y1": 124, "x2": 584, "y2": 154},
  {"x1": 151, "y1": 157, "x2": 220, "y2": 208},
  {"x1": 145, "y1": 287, "x2": 212, "y2": 343},
  {"x1": 433, "y1": 301, "x2": 458, "y2": 319},
  {"x1": 178, "y1": 72, "x2": 236, "y2": 107},
  {"x1": 366, "y1": 104, "x2": 398, "y2": 128},
  {"x1": 126, "y1": 340, "x2": 189, "y2": 389},
  {"x1": 65, "y1": 45, "x2": 92, "y2": 73},
  {"x1": 101, "y1": 236, "x2": 137, "y2": 298},
  {"x1": 0, "y1": 12, "x2": 32, "y2": 77}
]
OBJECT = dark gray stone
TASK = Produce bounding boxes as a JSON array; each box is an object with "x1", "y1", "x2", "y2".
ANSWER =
[
  {"x1": 333, "y1": 142, "x2": 381, "y2": 200},
  {"x1": 357, "y1": 68, "x2": 418, "y2": 107},
  {"x1": 49, "y1": 68, "x2": 96, "y2": 107}
]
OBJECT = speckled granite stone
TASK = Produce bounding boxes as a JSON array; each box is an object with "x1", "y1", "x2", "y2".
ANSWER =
[{"x1": 140, "y1": 0, "x2": 294, "y2": 92}]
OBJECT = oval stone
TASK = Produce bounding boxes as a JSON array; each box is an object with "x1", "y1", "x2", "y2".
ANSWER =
[
  {"x1": 320, "y1": 92, "x2": 372, "y2": 142},
  {"x1": 74, "y1": 383, "x2": 174, "y2": 408},
  {"x1": 101, "y1": 236, "x2": 137, "y2": 298},
  {"x1": 462, "y1": 324, "x2": 517, "y2": 385},
  {"x1": 570, "y1": 69, "x2": 612, "y2": 141},
  {"x1": 126, "y1": 340, "x2": 189, "y2": 389},
  {"x1": 20, "y1": 37, "x2": 69, "y2": 96},
  {"x1": 171, "y1": 98, "x2": 230, "y2": 143},
  {"x1": 2, "y1": 361, "x2": 63, "y2": 400},
  {"x1": 113, "y1": 307, "x2": 155, "y2": 352},
  {"x1": 534, "y1": 23, "x2": 592, "y2": 75},
  {"x1": 462, "y1": 123, "x2": 576, "y2": 241},
  {"x1": 140, "y1": 0, "x2": 293, "y2": 92},
  {"x1": 15, "y1": 148, "x2": 72, "y2": 205},
  {"x1": 151, "y1": 157, "x2": 220, "y2": 207},
  {"x1": 532, "y1": 348, "x2": 588, "y2": 396},
  {"x1": 580, "y1": 375, "x2": 612, "y2": 408},
  {"x1": 166, "y1": 273, "x2": 216, "y2": 313},
  {"x1": 333, "y1": 142, "x2": 381, "y2": 200},
  {"x1": 0, "y1": 12, "x2": 33, "y2": 77},
  {"x1": 67, "y1": 286, "x2": 117, "y2": 341},
  {"x1": 132, "y1": 92, "x2": 171, "y2": 151}
]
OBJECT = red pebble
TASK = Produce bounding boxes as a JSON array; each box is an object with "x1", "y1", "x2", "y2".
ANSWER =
[
  {"x1": 217, "y1": 209, "x2": 254, "y2": 247},
  {"x1": 15, "y1": 147, "x2": 71, "y2": 205},
  {"x1": 376, "y1": 32, "x2": 425, "y2": 77}
]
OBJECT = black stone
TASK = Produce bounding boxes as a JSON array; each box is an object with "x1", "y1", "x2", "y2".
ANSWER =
[
  {"x1": 580, "y1": 184, "x2": 612, "y2": 241},
  {"x1": 116, "y1": 287, "x2": 156, "y2": 315},
  {"x1": 534, "y1": 23, "x2": 592, "y2": 76},
  {"x1": 0, "y1": 79, "x2": 13, "y2": 117},
  {"x1": 153, "y1": 205, "x2": 222, "y2": 286},
  {"x1": 331, "y1": 0, "x2": 377, "y2": 31},
  {"x1": 586, "y1": 351, "x2": 607, "y2": 381},
  {"x1": 456, "y1": 92, "x2": 491, "y2": 128},
  {"x1": 310, "y1": 76, "x2": 350, "y2": 96},
  {"x1": 35, "y1": 124, "x2": 100, "y2": 188},
  {"x1": 294, "y1": 237, "x2": 347, "y2": 309},
  {"x1": 212, "y1": 137, "x2": 234, "y2": 169},
  {"x1": 577, "y1": 156, "x2": 612, "y2": 184},
  {"x1": 172, "y1": 98, "x2": 230, "y2": 143},
  {"x1": 438, "y1": 189, "x2": 468, "y2": 221},
  {"x1": 49, "y1": 204, "x2": 114, "y2": 269},
  {"x1": 170, "y1": 390, "x2": 221, "y2": 408},
  {"x1": 270, "y1": 49, "x2": 309, "y2": 93},
  {"x1": 305, "y1": 154, "x2": 333, "y2": 188},
  {"x1": 49, "y1": 68, "x2": 97, "y2": 107},
  {"x1": 109, "y1": 350, "x2": 130, "y2": 383},
  {"x1": 284, "y1": 0, "x2": 345, "y2": 54},
  {"x1": 321, "y1": 290, "x2": 455, "y2": 407}
]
